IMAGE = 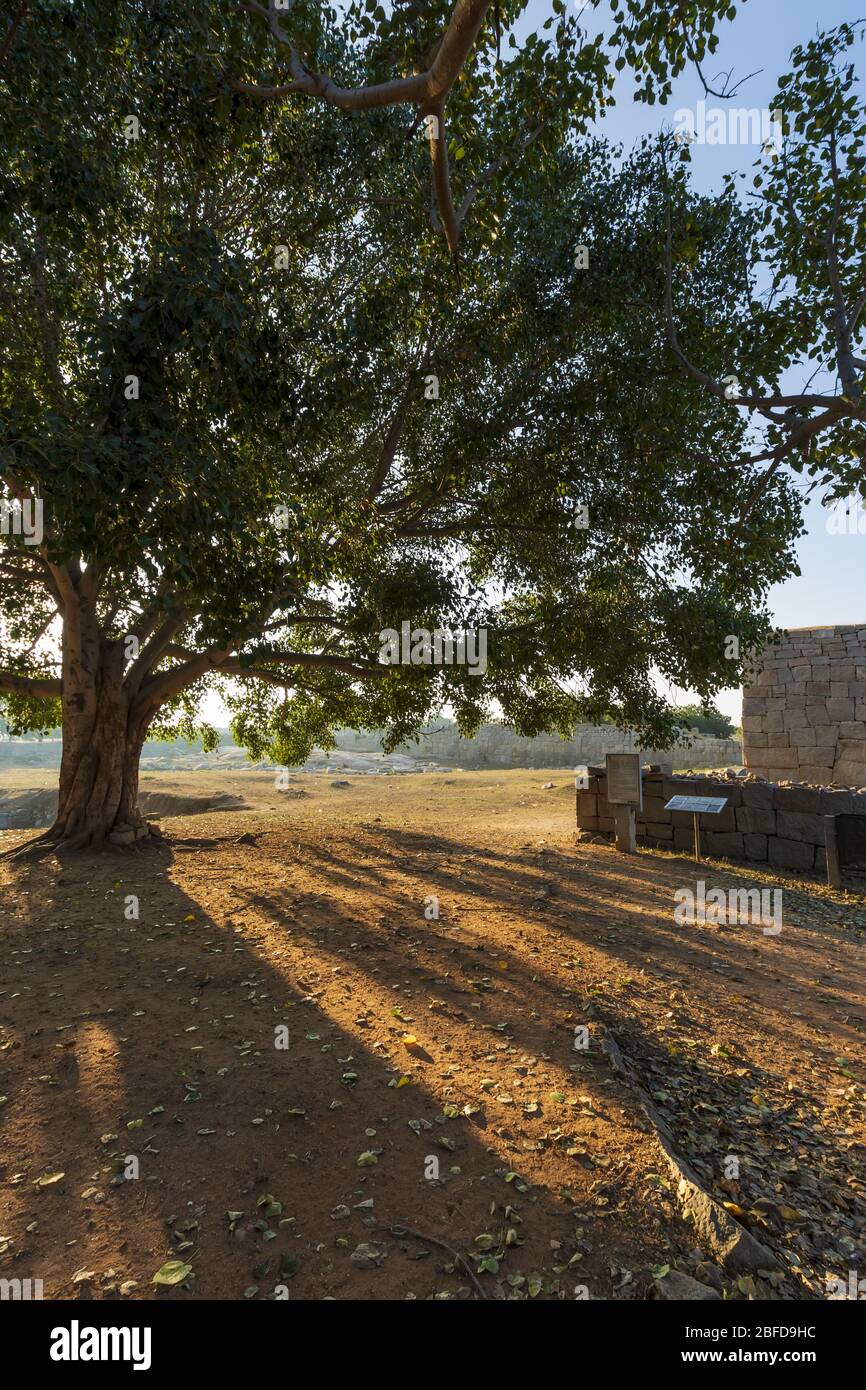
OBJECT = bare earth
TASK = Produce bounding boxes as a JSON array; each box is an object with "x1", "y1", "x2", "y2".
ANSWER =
[{"x1": 0, "y1": 769, "x2": 864, "y2": 1301}]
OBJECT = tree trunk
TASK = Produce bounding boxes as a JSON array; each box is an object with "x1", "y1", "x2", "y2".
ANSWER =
[
  {"x1": 43, "y1": 615, "x2": 154, "y2": 852},
  {"x1": 52, "y1": 690, "x2": 150, "y2": 850}
]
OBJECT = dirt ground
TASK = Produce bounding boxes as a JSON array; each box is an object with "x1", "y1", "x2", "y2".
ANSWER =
[{"x1": 1, "y1": 768, "x2": 864, "y2": 1301}]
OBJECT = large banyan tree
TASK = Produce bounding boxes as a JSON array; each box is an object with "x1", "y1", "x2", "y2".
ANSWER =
[{"x1": 3, "y1": 1, "x2": 861, "y2": 851}]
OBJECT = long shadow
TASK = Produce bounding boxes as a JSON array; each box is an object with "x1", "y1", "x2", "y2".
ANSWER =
[
  {"x1": 0, "y1": 827, "x2": 692, "y2": 1302},
  {"x1": 274, "y1": 822, "x2": 866, "y2": 1056},
  {"x1": 217, "y1": 821, "x2": 866, "y2": 1298}
]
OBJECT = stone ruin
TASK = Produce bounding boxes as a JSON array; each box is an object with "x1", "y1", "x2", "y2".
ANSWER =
[
  {"x1": 576, "y1": 768, "x2": 864, "y2": 873},
  {"x1": 742, "y1": 626, "x2": 866, "y2": 787}
]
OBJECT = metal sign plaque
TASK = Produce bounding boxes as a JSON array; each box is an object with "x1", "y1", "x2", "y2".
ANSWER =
[
  {"x1": 606, "y1": 753, "x2": 643, "y2": 809},
  {"x1": 664, "y1": 795, "x2": 728, "y2": 814}
]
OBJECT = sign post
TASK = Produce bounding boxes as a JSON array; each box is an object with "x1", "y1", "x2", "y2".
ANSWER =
[
  {"x1": 823, "y1": 812, "x2": 866, "y2": 889},
  {"x1": 664, "y1": 795, "x2": 729, "y2": 864},
  {"x1": 605, "y1": 753, "x2": 643, "y2": 854},
  {"x1": 825, "y1": 815, "x2": 842, "y2": 889}
]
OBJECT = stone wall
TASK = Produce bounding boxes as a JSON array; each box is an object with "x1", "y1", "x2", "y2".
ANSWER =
[
  {"x1": 576, "y1": 769, "x2": 866, "y2": 874},
  {"x1": 743, "y1": 626, "x2": 866, "y2": 786},
  {"x1": 336, "y1": 722, "x2": 742, "y2": 771}
]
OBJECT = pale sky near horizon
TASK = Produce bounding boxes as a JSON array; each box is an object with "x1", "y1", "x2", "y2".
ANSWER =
[{"x1": 209, "y1": 0, "x2": 865, "y2": 733}]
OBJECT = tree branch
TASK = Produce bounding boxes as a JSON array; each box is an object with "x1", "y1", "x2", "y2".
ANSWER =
[
  {"x1": 0, "y1": 671, "x2": 61, "y2": 698},
  {"x1": 231, "y1": 0, "x2": 493, "y2": 249},
  {"x1": 0, "y1": 1, "x2": 31, "y2": 69}
]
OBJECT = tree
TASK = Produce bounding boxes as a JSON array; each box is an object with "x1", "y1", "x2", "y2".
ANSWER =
[
  {"x1": 0, "y1": 1, "x2": 811, "y2": 852},
  {"x1": 223, "y1": 0, "x2": 752, "y2": 258},
  {"x1": 664, "y1": 20, "x2": 866, "y2": 529},
  {"x1": 673, "y1": 702, "x2": 735, "y2": 740}
]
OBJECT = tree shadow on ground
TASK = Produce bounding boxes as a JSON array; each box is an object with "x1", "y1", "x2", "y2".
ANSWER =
[{"x1": 0, "y1": 826, "x2": 701, "y2": 1302}]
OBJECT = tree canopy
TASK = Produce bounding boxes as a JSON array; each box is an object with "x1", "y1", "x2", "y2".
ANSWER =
[{"x1": 0, "y1": 0, "x2": 861, "y2": 848}]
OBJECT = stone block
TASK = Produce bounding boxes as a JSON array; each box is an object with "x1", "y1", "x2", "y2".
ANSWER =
[
  {"x1": 663, "y1": 777, "x2": 696, "y2": 802},
  {"x1": 736, "y1": 805, "x2": 776, "y2": 834},
  {"x1": 742, "y1": 695, "x2": 765, "y2": 716},
  {"x1": 768, "y1": 836, "x2": 815, "y2": 871},
  {"x1": 742, "y1": 782, "x2": 775, "y2": 809},
  {"x1": 805, "y1": 706, "x2": 831, "y2": 725},
  {"x1": 646, "y1": 822, "x2": 673, "y2": 839},
  {"x1": 797, "y1": 765, "x2": 835, "y2": 785},
  {"x1": 827, "y1": 697, "x2": 855, "y2": 720},
  {"x1": 813, "y1": 725, "x2": 840, "y2": 747},
  {"x1": 743, "y1": 833, "x2": 768, "y2": 860},
  {"x1": 832, "y1": 761, "x2": 866, "y2": 788},
  {"x1": 703, "y1": 831, "x2": 744, "y2": 858},
  {"x1": 776, "y1": 810, "x2": 823, "y2": 842},
  {"x1": 775, "y1": 786, "x2": 822, "y2": 814},
  {"x1": 765, "y1": 747, "x2": 799, "y2": 767},
  {"x1": 819, "y1": 789, "x2": 854, "y2": 813},
  {"x1": 783, "y1": 709, "x2": 809, "y2": 730}
]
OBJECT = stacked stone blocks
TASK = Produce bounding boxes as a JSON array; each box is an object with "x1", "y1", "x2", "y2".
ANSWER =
[
  {"x1": 576, "y1": 769, "x2": 866, "y2": 873},
  {"x1": 743, "y1": 626, "x2": 866, "y2": 785}
]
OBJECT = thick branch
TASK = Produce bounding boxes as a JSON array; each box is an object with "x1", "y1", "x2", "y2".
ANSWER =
[
  {"x1": 232, "y1": 0, "x2": 492, "y2": 249},
  {"x1": 368, "y1": 332, "x2": 437, "y2": 499},
  {"x1": 663, "y1": 208, "x2": 855, "y2": 412},
  {"x1": 0, "y1": 671, "x2": 61, "y2": 698},
  {"x1": 238, "y1": 0, "x2": 490, "y2": 110},
  {"x1": 0, "y1": 1, "x2": 31, "y2": 68}
]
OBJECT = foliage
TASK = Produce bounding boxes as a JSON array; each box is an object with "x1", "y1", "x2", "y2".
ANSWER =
[
  {"x1": 0, "y1": 0, "x2": 849, "y2": 781},
  {"x1": 673, "y1": 702, "x2": 736, "y2": 740}
]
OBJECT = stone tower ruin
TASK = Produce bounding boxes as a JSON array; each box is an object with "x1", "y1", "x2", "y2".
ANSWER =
[{"x1": 742, "y1": 625, "x2": 866, "y2": 786}]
